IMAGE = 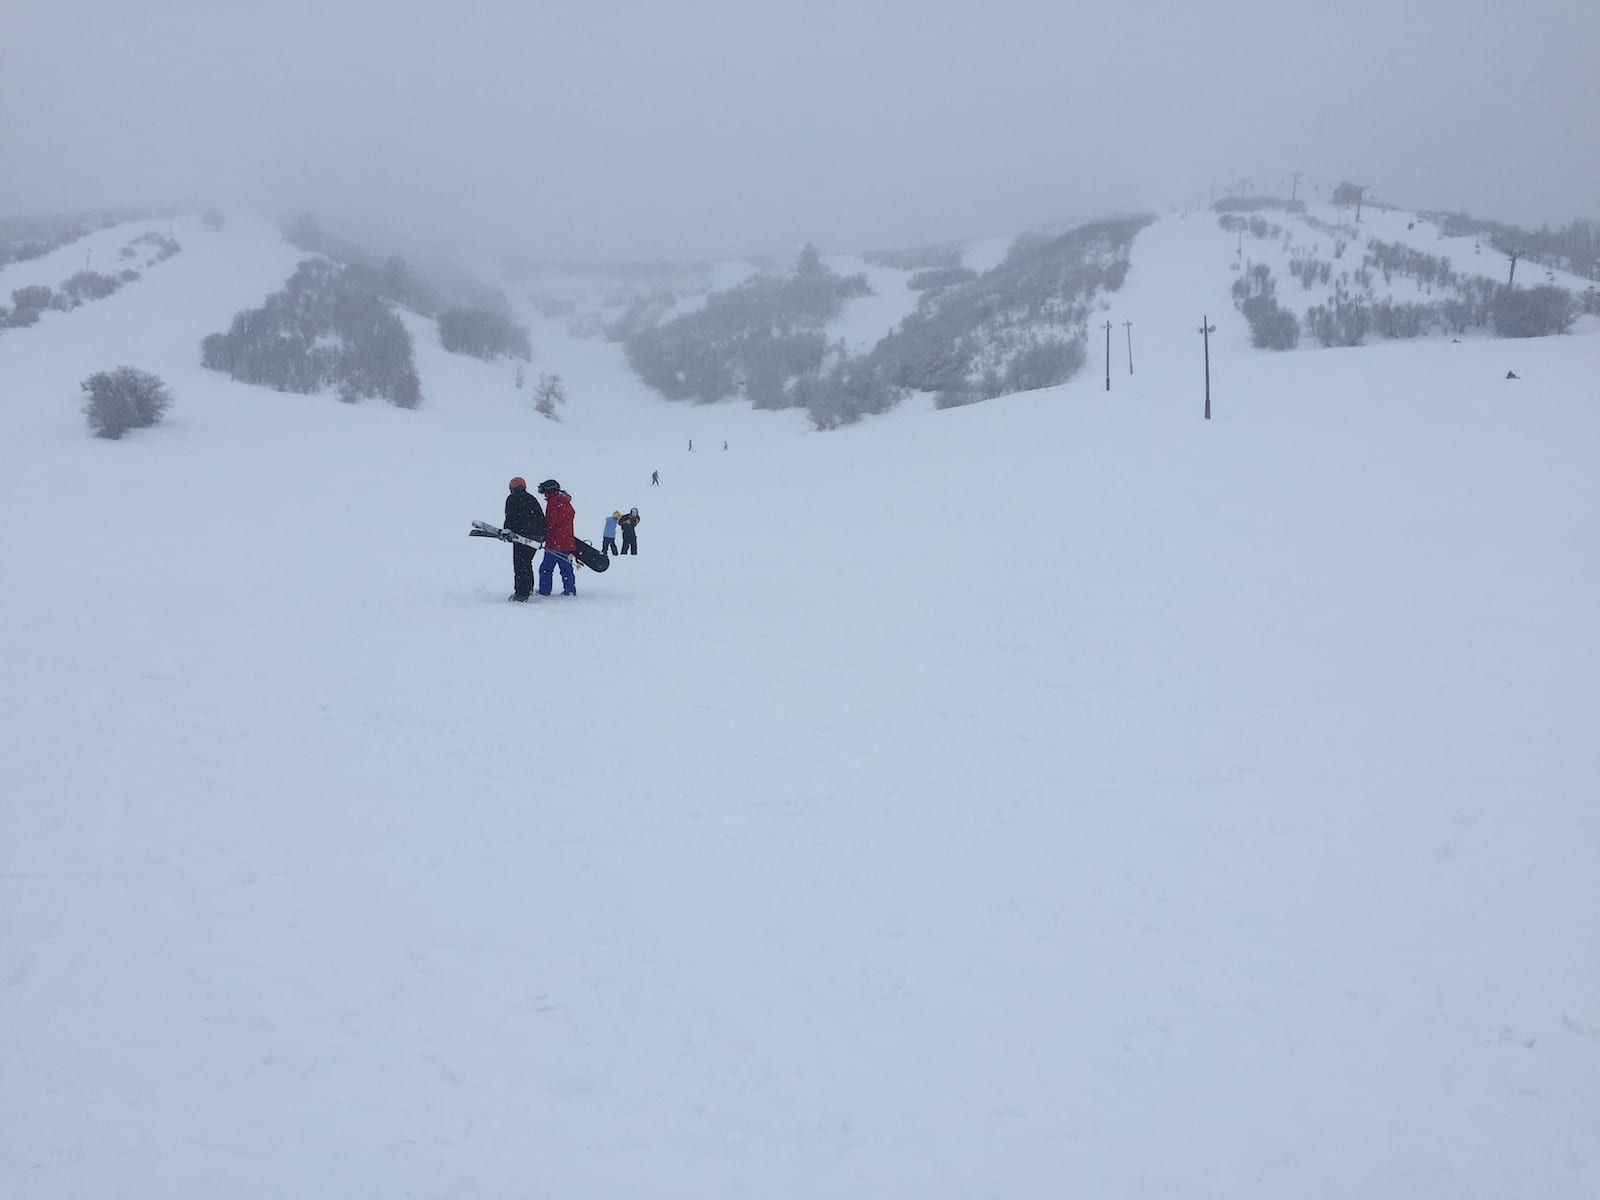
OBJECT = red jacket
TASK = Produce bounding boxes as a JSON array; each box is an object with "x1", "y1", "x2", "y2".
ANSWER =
[{"x1": 543, "y1": 491, "x2": 576, "y2": 550}]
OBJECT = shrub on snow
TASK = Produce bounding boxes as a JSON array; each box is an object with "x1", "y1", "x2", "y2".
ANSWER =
[
  {"x1": 1490, "y1": 285, "x2": 1577, "y2": 338},
  {"x1": 81, "y1": 367, "x2": 173, "y2": 439},
  {"x1": 11, "y1": 284, "x2": 52, "y2": 313}
]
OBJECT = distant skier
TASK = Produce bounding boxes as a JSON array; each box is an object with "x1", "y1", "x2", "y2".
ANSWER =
[
  {"x1": 536, "y1": 479, "x2": 578, "y2": 596},
  {"x1": 651, "y1": 470, "x2": 660, "y2": 486},
  {"x1": 722, "y1": 440, "x2": 728, "y2": 450},
  {"x1": 503, "y1": 476, "x2": 546, "y2": 602},
  {"x1": 602, "y1": 511, "x2": 621, "y2": 556},
  {"x1": 688, "y1": 439, "x2": 693, "y2": 452},
  {"x1": 619, "y1": 507, "x2": 640, "y2": 555}
]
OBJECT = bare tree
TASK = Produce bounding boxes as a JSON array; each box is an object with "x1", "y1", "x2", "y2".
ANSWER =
[{"x1": 534, "y1": 372, "x2": 567, "y2": 419}]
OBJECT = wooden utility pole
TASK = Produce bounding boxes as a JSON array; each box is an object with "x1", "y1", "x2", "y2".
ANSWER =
[
  {"x1": 1123, "y1": 319, "x2": 1134, "y2": 374},
  {"x1": 1199, "y1": 316, "x2": 1216, "y2": 420},
  {"x1": 1507, "y1": 250, "x2": 1522, "y2": 285},
  {"x1": 1103, "y1": 320, "x2": 1112, "y2": 391}
]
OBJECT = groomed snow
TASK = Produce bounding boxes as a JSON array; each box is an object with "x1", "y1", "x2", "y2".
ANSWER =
[{"x1": 1, "y1": 213, "x2": 1596, "y2": 1199}]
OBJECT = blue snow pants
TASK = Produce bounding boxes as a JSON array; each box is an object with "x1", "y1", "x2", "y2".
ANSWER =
[{"x1": 539, "y1": 549, "x2": 577, "y2": 596}]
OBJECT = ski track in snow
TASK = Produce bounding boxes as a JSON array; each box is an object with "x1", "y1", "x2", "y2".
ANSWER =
[{"x1": 1, "y1": 211, "x2": 1598, "y2": 1199}]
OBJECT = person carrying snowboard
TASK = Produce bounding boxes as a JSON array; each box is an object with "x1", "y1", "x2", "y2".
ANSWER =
[
  {"x1": 537, "y1": 479, "x2": 578, "y2": 596},
  {"x1": 503, "y1": 476, "x2": 546, "y2": 602},
  {"x1": 602, "y1": 511, "x2": 621, "y2": 556},
  {"x1": 619, "y1": 506, "x2": 640, "y2": 555}
]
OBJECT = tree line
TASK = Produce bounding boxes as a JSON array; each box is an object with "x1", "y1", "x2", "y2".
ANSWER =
[
  {"x1": 200, "y1": 259, "x2": 422, "y2": 407},
  {"x1": 620, "y1": 218, "x2": 1152, "y2": 429}
]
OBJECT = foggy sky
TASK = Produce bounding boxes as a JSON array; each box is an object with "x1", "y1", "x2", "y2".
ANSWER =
[{"x1": 4, "y1": 0, "x2": 1597, "y2": 262}]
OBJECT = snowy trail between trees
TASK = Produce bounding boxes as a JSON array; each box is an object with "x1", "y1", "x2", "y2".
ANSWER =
[{"x1": 1, "y1": 214, "x2": 1598, "y2": 1198}]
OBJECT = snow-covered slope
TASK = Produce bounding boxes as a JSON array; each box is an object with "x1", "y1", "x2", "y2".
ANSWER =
[{"x1": 2, "y1": 213, "x2": 1597, "y2": 1199}]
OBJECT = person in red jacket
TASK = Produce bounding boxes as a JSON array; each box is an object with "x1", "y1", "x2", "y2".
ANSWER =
[{"x1": 536, "y1": 479, "x2": 578, "y2": 596}]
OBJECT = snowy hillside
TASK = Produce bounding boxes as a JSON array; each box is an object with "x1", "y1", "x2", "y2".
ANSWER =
[
  {"x1": 2, "y1": 211, "x2": 1598, "y2": 1199},
  {"x1": 518, "y1": 199, "x2": 1596, "y2": 433}
]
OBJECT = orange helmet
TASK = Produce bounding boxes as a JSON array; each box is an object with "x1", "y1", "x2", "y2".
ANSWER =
[{"x1": 509, "y1": 476, "x2": 527, "y2": 490}]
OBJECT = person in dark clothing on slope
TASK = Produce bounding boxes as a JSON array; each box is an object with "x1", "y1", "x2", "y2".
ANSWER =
[
  {"x1": 503, "y1": 476, "x2": 546, "y2": 601},
  {"x1": 618, "y1": 507, "x2": 640, "y2": 555},
  {"x1": 537, "y1": 479, "x2": 579, "y2": 596}
]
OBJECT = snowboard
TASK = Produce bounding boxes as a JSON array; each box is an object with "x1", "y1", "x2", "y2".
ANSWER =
[
  {"x1": 568, "y1": 538, "x2": 610, "y2": 573},
  {"x1": 470, "y1": 521, "x2": 609, "y2": 572}
]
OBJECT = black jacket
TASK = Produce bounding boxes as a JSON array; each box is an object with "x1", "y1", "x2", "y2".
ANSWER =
[{"x1": 505, "y1": 489, "x2": 547, "y2": 539}]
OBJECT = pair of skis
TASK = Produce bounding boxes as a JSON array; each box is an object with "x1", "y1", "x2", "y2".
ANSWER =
[{"x1": 469, "y1": 521, "x2": 610, "y2": 572}]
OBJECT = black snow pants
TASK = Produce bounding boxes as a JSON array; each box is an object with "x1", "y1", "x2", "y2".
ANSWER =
[
  {"x1": 602, "y1": 536, "x2": 619, "y2": 556},
  {"x1": 620, "y1": 529, "x2": 638, "y2": 555},
  {"x1": 512, "y1": 543, "x2": 536, "y2": 597}
]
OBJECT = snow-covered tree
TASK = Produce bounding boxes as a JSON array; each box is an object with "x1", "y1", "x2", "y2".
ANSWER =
[
  {"x1": 534, "y1": 372, "x2": 567, "y2": 418},
  {"x1": 81, "y1": 367, "x2": 172, "y2": 439}
]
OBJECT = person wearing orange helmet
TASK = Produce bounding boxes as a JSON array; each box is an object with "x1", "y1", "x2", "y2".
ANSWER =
[{"x1": 503, "y1": 476, "x2": 546, "y2": 601}]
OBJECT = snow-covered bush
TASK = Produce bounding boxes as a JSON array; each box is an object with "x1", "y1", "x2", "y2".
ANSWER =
[
  {"x1": 1370, "y1": 299, "x2": 1436, "y2": 339},
  {"x1": 1003, "y1": 339, "x2": 1085, "y2": 392},
  {"x1": 1490, "y1": 286, "x2": 1577, "y2": 338},
  {"x1": 1217, "y1": 214, "x2": 1287, "y2": 241},
  {"x1": 81, "y1": 367, "x2": 172, "y2": 439},
  {"x1": 1231, "y1": 265, "x2": 1301, "y2": 350},
  {"x1": 11, "y1": 284, "x2": 52, "y2": 312},
  {"x1": 201, "y1": 259, "x2": 422, "y2": 408},
  {"x1": 124, "y1": 231, "x2": 181, "y2": 264},
  {"x1": 622, "y1": 245, "x2": 864, "y2": 404},
  {"x1": 533, "y1": 372, "x2": 567, "y2": 418},
  {"x1": 1305, "y1": 296, "x2": 1372, "y2": 347},
  {"x1": 438, "y1": 306, "x2": 532, "y2": 360},
  {"x1": 58, "y1": 271, "x2": 121, "y2": 305}
]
